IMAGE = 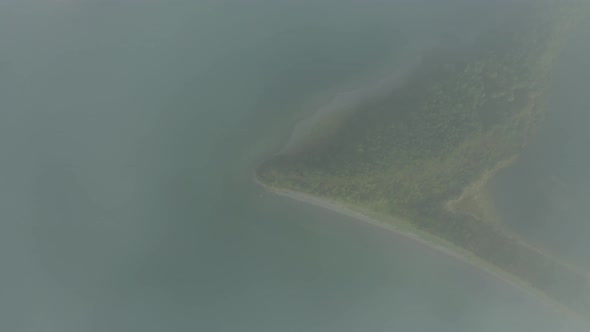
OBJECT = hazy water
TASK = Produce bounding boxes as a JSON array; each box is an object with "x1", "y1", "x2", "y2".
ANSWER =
[{"x1": 0, "y1": 1, "x2": 586, "y2": 331}]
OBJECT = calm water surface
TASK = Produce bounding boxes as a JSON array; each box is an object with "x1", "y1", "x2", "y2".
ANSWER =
[{"x1": 0, "y1": 1, "x2": 586, "y2": 331}]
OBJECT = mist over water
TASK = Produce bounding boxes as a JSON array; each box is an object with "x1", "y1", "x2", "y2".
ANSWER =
[{"x1": 0, "y1": 1, "x2": 588, "y2": 331}]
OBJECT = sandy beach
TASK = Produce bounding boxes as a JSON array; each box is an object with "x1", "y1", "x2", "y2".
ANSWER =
[
  {"x1": 253, "y1": 174, "x2": 578, "y2": 319},
  {"x1": 255, "y1": 176, "x2": 511, "y2": 282}
]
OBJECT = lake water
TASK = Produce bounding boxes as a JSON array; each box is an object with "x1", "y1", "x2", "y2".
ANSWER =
[{"x1": 0, "y1": 1, "x2": 586, "y2": 331}]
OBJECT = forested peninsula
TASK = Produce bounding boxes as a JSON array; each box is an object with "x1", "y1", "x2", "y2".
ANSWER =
[{"x1": 257, "y1": 0, "x2": 590, "y2": 319}]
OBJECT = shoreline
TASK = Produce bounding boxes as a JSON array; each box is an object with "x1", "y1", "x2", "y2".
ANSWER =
[
  {"x1": 254, "y1": 176, "x2": 463, "y2": 262},
  {"x1": 253, "y1": 171, "x2": 584, "y2": 321},
  {"x1": 254, "y1": 174, "x2": 533, "y2": 295}
]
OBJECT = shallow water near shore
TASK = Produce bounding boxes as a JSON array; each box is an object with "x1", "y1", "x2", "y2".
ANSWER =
[{"x1": 0, "y1": 1, "x2": 588, "y2": 331}]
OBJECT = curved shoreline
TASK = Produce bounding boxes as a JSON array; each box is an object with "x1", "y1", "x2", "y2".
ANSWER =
[
  {"x1": 253, "y1": 172, "x2": 580, "y2": 321},
  {"x1": 254, "y1": 175, "x2": 514, "y2": 283}
]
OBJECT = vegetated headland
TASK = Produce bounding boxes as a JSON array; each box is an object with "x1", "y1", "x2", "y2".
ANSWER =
[{"x1": 256, "y1": 0, "x2": 590, "y2": 320}]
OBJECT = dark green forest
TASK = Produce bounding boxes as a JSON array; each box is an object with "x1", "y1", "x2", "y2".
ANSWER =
[{"x1": 258, "y1": 0, "x2": 590, "y2": 319}]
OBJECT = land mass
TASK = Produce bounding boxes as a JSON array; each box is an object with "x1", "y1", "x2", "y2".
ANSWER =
[{"x1": 256, "y1": 0, "x2": 590, "y2": 319}]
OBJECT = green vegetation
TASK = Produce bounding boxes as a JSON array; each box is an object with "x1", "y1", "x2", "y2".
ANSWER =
[{"x1": 257, "y1": 0, "x2": 590, "y2": 319}]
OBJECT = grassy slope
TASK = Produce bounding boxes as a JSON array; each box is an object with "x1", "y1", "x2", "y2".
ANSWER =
[{"x1": 257, "y1": 0, "x2": 590, "y2": 318}]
